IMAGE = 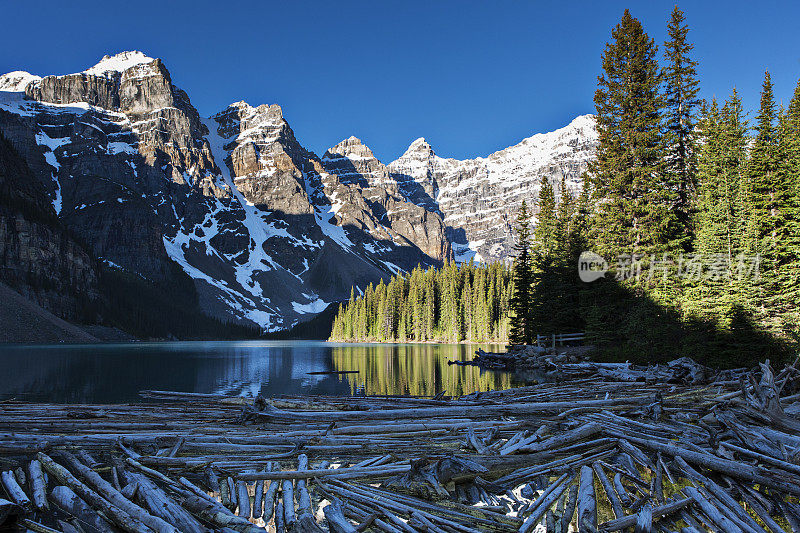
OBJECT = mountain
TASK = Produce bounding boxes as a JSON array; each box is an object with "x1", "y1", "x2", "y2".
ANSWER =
[
  {"x1": 0, "y1": 51, "x2": 597, "y2": 334},
  {"x1": 387, "y1": 115, "x2": 598, "y2": 262}
]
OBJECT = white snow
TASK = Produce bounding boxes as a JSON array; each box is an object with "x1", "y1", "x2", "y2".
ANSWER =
[
  {"x1": 34, "y1": 132, "x2": 71, "y2": 215},
  {"x1": 0, "y1": 71, "x2": 41, "y2": 92},
  {"x1": 106, "y1": 141, "x2": 139, "y2": 156},
  {"x1": 84, "y1": 51, "x2": 154, "y2": 76},
  {"x1": 303, "y1": 175, "x2": 354, "y2": 249},
  {"x1": 291, "y1": 297, "x2": 329, "y2": 314},
  {"x1": 453, "y1": 240, "x2": 485, "y2": 263}
]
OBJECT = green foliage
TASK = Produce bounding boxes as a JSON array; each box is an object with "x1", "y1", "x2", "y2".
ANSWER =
[
  {"x1": 663, "y1": 6, "x2": 701, "y2": 244},
  {"x1": 581, "y1": 9, "x2": 798, "y2": 365},
  {"x1": 589, "y1": 9, "x2": 681, "y2": 257},
  {"x1": 329, "y1": 261, "x2": 511, "y2": 343},
  {"x1": 331, "y1": 7, "x2": 800, "y2": 368},
  {"x1": 509, "y1": 200, "x2": 534, "y2": 345}
]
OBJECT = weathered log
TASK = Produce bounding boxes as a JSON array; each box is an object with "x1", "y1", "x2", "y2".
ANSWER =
[
  {"x1": 290, "y1": 512, "x2": 325, "y2": 532},
  {"x1": 296, "y1": 454, "x2": 312, "y2": 517},
  {"x1": 283, "y1": 479, "x2": 296, "y2": 526},
  {"x1": 620, "y1": 435, "x2": 800, "y2": 497},
  {"x1": 323, "y1": 499, "x2": 358, "y2": 533},
  {"x1": 518, "y1": 473, "x2": 571, "y2": 533},
  {"x1": 1, "y1": 470, "x2": 31, "y2": 510},
  {"x1": 253, "y1": 476, "x2": 265, "y2": 520},
  {"x1": 237, "y1": 464, "x2": 410, "y2": 481},
  {"x1": 26, "y1": 460, "x2": 48, "y2": 511},
  {"x1": 592, "y1": 463, "x2": 623, "y2": 519},
  {"x1": 49, "y1": 486, "x2": 115, "y2": 533},
  {"x1": 561, "y1": 484, "x2": 578, "y2": 533},
  {"x1": 262, "y1": 466, "x2": 280, "y2": 522},
  {"x1": 60, "y1": 451, "x2": 179, "y2": 533},
  {"x1": 181, "y1": 495, "x2": 264, "y2": 533},
  {"x1": 37, "y1": 453, "x2": 151, "y2": 533},
  {"x1": 513, "y1": 423, "x2": 603, "y2": 455},
  {"x1": 577, "y1": 465, "x2": 596, "y2": 532},
  {"x1": 672, "y1": 456, "x2": 763, "y2": 533},
  {"x1": 119, "y1": 469, "x2": 206, "y2": 533},
  {"x1": 598, "y1": 498, "x2": 692, "y2": 532},
  {"x1": 219, "y1": 474, "x2": 234, "y2": 511},
  {"x1": 256, "y1": 396, "x2": 652, "y2": 422},
  {"x1": 20, "y1": 518, "x2": 61, "y2": 533},
  {"x1": 683, "y1": 486, "x2": 743, "y2": 533},
  {"x1": 236, "y1": 480, "x2": 250, "y2": 518}
]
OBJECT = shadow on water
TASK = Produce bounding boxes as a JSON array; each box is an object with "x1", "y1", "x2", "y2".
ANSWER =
[{"x1": 0, "y1": 341, "x2": 522, "y2": 403}]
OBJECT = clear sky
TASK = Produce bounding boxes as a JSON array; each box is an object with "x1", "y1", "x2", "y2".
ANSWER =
[{"x1": 2, "y1": 1, "x2": 799, "y2": 162}]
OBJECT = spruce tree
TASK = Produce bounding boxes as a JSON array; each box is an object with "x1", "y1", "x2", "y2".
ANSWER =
[
  {"x1": 663, "y1": 6, "x2": 700, "y2": 246},
  {"x1": 745, "y1": 72, "x2": 782, "y2": 328},
  {"x1": 774, "y1": 80, "x2": 800, "y2": 332},
  {"x1": 533, "y1": 177, "x2": 558, "y2": 259},
  {"x1": 509, "y1": 200, "x2": 534, "y2": 345},
  {"x1": 589, "y1": 9, "x2": 677, "y2": 257}
]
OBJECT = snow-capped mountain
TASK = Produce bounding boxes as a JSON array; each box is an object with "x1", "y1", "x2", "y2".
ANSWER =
[
  {"x1": 387, "y1": 115, "x2": 598, "y2": 262},
  {"x1": 0, "y1": 51, "x2": 597, "y2": 331}
]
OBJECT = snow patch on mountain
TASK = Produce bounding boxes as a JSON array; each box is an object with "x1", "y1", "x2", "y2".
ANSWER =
[
  {"x1": 0, "y1": 71, "x2": 41, "y2": 92},
  {"x1": 291, "y1": 295, "x2": 328, "y2": 314},
  {"x1": 84, "y1": 51, "x2": 154, "y2": 76}
]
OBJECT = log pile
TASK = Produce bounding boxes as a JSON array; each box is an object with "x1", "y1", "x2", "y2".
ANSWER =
[{"x1": 1, "y1": 358, "x2": 799, "y2": 532}]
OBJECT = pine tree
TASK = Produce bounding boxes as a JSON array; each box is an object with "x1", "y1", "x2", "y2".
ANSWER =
[
  {"x1": 533, "y1": 177, "x2": 558, "y2": 259},
  {"x1": 745, "y1": 72, "x2": 784, "y2": 328},
  {"x1": 663, "y1": 6, "x2": 700, "y2": 246},
  {"x1": 773, "y1": 80, "x2": 800, "y2": 332},
  {"x1": 589, "y1": 9, "x2": 678, "y2": 258},
  {"x1": 556, "y1": 176, "x2": 576, "y2": 258},
  {"x1": 691, "y1": 92, "x2": 750, "y2": 326},
  {"x1": 509, "y1": 200, "x2": 534, "y2": 345}
]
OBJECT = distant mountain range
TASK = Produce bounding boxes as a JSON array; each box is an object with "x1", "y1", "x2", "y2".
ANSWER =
[{"x1": 0, "y1": 51, "x2": 597, "y2": 332}]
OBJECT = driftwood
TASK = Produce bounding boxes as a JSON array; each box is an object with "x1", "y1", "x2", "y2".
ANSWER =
[{"x1": 0, "y1": 357, "x2": 796, "y2": 532}]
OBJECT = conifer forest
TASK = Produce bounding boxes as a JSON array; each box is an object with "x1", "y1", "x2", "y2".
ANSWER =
[{"x1": 331, "y1": 7, "x2": 800, "y2": 368}]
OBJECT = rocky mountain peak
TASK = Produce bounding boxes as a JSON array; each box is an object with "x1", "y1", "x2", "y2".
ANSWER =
[
  {"x1": 83, "y1": 51, "x2": 155, "y2": 76},
  {"x1": 213, "y1": 101, "x2": 287, "y2": 141},
  {"x1": 323, "y1": 136, "x2": 376, "y2": 162},
  {"x1": 399, "y1": 137, "x2": 436, "y2": 160}
]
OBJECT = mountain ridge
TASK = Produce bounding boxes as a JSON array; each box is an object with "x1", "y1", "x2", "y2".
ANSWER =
[{"x1": 0, "y1": 51, "x2": 598, "y2": 334}]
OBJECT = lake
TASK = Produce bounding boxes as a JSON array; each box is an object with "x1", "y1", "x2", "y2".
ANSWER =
[{"x1": 0, "y1": 341, "x2": 523, "y2": 403}]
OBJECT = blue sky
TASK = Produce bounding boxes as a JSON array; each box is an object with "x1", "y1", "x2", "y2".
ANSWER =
[{"x1": 2, "y1": 1, "x2": 799, "y2": 161}]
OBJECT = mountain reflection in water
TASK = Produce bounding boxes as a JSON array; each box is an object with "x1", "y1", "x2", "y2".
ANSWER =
[{"x1": 0, "y1": 341, "x2": 520, "y2": 403}]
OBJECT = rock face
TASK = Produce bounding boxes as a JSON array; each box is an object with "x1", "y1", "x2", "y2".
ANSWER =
[
  {"x1": 0, "y1": 133, "x2": 99, "y2": 321},
  {"x1": 0, "y1": 51, "x2": 597, "y2": 332},
  {"x1": 387, "y1": 115, "x2": 598, "y2": 262}
]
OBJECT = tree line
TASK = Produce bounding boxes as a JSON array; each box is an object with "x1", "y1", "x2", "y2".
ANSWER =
[
  {"x1": 330, "y1": 7, "x2": 799, "y2": 366},
  {"x1": 509, "y1": 7, "x2": 799, "y2": 366},
  {"x1": 329, "y1": 261, "x2": 512, "y2": 343}
]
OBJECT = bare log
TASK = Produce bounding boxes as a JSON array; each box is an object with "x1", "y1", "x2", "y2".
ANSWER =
[
  {"x1": 577, "y1": 465, "x2": 596, "y2": 532},
  {"x1": 283, "y1": 479, "x2": 296, "y2": 526},
  {"x1": 37, "y1": 453, "x2": 151, "y2": 533},
  {"x1": 181, "y1": 495, "x2": 265, "y2": 533},
  {"x1": 1, "y1": 470, "x2": 31, "y2": 510}
]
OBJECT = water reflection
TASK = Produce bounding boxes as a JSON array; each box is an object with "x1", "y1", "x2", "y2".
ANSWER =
[
  {"x1": 330, "y1": 343, "x2": 515, "y2": 396},
  {"x1": 0, "y1": 341, "x2": 520, "y2": 403}
]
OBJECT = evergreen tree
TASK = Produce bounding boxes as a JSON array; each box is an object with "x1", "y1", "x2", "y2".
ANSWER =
[
  {"x1": 663, "y1": 6, "x2": 700, "y2": 245},
  {"x1": 589, "y1": 9, "x2": 678, "y2": 257},
  {"x1": 691, "y1": 92, "x2": 750, "y2": 325},
  {"x1": 328, "y1": 262, "x2": 512, "y2": 343},
  {"x1": 747, "y1": 71, "x2": 781, "y2": 258},
  {"x1": 509, "y1": 200, "x2": 534, "y2": 345},
  {"x1": 533, "y1": 177, "x2": 558, "y2": 259}
]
